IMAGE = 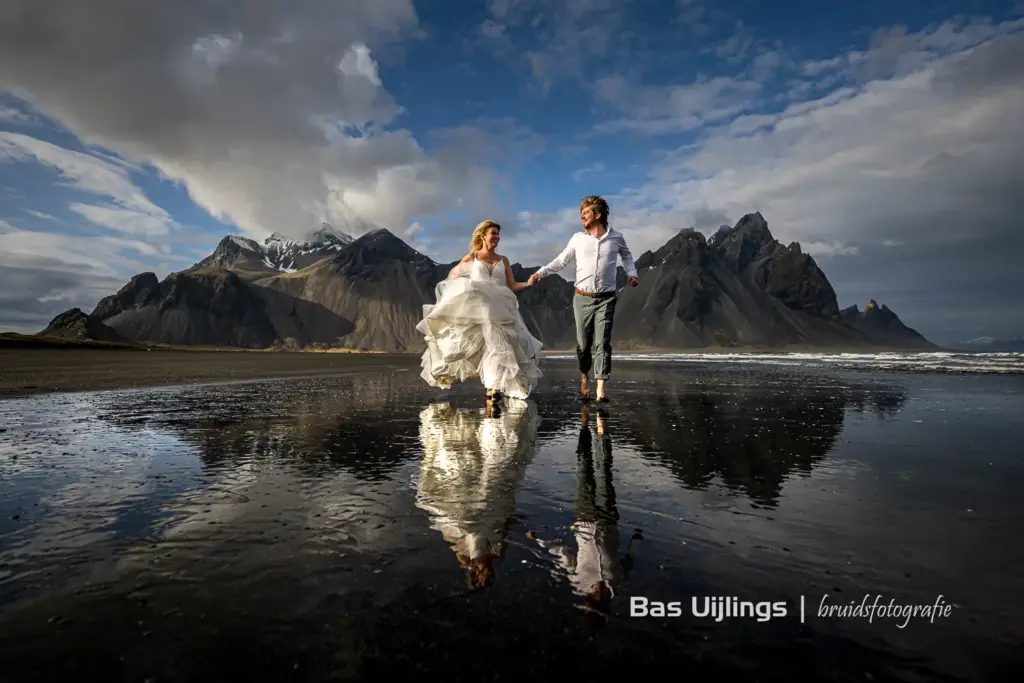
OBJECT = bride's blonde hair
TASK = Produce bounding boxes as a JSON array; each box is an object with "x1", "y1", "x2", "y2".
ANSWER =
[{"x1": 470, "y1": 220, "x2": 501, "y2": 252}]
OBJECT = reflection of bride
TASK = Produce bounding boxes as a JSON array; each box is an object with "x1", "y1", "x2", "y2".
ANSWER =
[
  {"x1": 415, "y1": 399, "x2": 540, "y2": 589},
  {"x1": 416, "y1": 220, "x2": 543, "y2": 400}
]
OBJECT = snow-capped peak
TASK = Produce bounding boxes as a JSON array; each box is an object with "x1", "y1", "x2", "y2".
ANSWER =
[
  {"x1": 229, "y1": 235, "x2": 260, "y2": 252},
  {"x1": 262, "y1": 223, "x2": 353, "y2": 248},
  {"x1": 309, "y1": 222, "x2": 353, "y2": 245},
  {"x1": 203, "y1": 224, "x2": 359, "y2": 274}
]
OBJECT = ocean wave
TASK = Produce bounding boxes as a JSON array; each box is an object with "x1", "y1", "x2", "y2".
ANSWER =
[{"x1": 541, "y1": 351, "x2": 1024, "y2": 374}]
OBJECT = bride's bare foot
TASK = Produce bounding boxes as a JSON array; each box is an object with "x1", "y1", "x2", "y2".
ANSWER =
[{"x1": 580, "y1": 373, "x2": 590, "y2": 400}]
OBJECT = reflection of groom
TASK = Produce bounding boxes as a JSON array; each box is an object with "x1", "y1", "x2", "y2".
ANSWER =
[
  {"x1": 528, "y1": 404, "x2": 640, "y2": 613},
  {"x1": 528, "y1": 195, "x2": 638, "y2": 402}
]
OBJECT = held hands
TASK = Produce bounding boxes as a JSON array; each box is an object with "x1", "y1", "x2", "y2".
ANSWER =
[
  {"x1": 628, "y1": 276, "x2": 639, "y2": 287},
  {"x1": 527, "y1": 273, "x2": 541, "y2": 287}
]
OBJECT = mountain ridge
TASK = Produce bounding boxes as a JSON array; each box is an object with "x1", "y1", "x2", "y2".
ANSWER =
[{"x1": 36, "y1": 213, "x2": 936, "y2": 352}]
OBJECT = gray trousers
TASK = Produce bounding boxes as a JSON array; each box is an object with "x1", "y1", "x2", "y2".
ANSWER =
[{"x1": 573, "y1": 292, "x2": 617, "y2": 379}]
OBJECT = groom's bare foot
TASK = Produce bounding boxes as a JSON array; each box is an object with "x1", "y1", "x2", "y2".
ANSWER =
[
  {"x1": 596, "y1": 379, "x2": 608, "y2": 402},
  {"x1": 580, "y1": 374, "x2": 590, "y2": 399}
]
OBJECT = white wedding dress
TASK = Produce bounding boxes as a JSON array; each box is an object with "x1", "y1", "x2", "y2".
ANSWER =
[
  {"x1": 417, "y1": 255, "x2": 543, "y2": 399},
  {"x1": 415, "y1": 400, "x2": 539, "y2": 567}
]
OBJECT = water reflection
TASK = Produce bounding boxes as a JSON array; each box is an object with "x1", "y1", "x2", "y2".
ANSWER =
[
  {"x1": 1, "y1": 365, "x2": 1021, "y2": 682},
  {"x1": 97, "y1": 375, "x2": 422, "y2": 480},
  {"x1": 415, "y1": 399, "x2": 539, "y2": 589},
  {"x1": 528, "y1": 404, "x2": 640, "y2": 613},
  {"x1": 606, "y1": 382, "x2": 909, "y2": 507}
]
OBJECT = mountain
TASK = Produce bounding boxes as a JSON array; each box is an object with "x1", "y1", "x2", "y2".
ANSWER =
[
  {"x1": 37, "y1": 308, "x2": 131, "y2": 344},
  {"x1": 839, "y1": 299, "x2": 933, "y2": 349},
  {"x1": 195, "y1": 223, "x2": 353, "y2": 278},
  {"x1": 949, "y1": 336, "x2": 1024, "y2": 352},
  {"x1": 256, "y1": 229, "x2": 577, "y2": 351},
  {"x1": 35, "y1": 212, "x2": 934, "y2": 352},
  {"x1": 610, "y1": 213, "x2": 933, "y2": 349}
]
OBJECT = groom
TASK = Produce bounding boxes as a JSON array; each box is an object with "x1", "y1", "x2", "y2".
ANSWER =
[{"x1": 528, "y1": 195, "x2": 638, "y2": 402}]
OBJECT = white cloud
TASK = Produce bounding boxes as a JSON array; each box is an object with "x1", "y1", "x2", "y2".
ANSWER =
[
  {"x1": 802, "y1": 242, "x2": 859, "y2": 257},
  {"x1": 480, "y1": 0, "x2": 631, "y2": 92},
  {"x1": 555, "y1": 18, "x2": 1024, "y2": 256},
  {"x1": 0, "y1": 226, "x2": 172, "y2": 329},
  {"x1": 0, "y1": 0, "x2": 524, "y2": 242},
  {"x1": 337, "y1": 43, "x2": 382, "y2": 87},
  {"x1": 592, "y1": 74, "x2": 764, "y2": 135},
  {"x1": 571, "y1": 163, "x2": 605, "y2": 182},
  {"x1": 711, "y1": 20, "x2": 754, "y2": 62},
  {"x1": 505, "y1": 17, "x2": 1024, "y2": 339},
  {"x1": 480, "y1": 19, "x2": 507, "y2": 40},
  {"x1": 23, "y1": 209, "x2": 60, "y2": 222},
  {"x1": 0, "y1": 105, "x2": 30, "y2": 123},
  {"x1": 0, "y1": 132, "x2": 177, "y2": 237},
  {"x1": 0, "y1": 227, "x2": 163, "y2": 273}
]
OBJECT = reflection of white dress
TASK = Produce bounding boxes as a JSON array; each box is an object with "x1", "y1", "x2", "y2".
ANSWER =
[
  {"x1": 415, "y1": 400, "x2": 539, "y2": 563},
  {"x1": 416, "y1": 256, "x2": 543, "y2": 399}
]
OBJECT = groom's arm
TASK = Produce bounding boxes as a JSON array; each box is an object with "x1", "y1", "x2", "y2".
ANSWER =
[
  {"x1": 532, "y1": 237, "x2": 576, "y2": 281},
  {"x1": 618, "y1": 235, "x2": 639, "y2": 285}
]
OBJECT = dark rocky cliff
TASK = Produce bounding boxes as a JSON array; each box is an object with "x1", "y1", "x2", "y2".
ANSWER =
[{"x1": 37, "y1": 212, "x2": 934, "y2": 352}]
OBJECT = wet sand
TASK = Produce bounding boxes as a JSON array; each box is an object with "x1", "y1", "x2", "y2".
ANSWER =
[
  {"x1": 1, "y1": 359, "x2": 1022, "y2": 681},
  {"x1": 0, "y1": 349, "x2": 417, "y2": 397}
]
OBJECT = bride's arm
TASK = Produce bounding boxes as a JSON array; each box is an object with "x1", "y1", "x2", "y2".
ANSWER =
[
  {"x1": 503, "y1": 256, "x2": 532, "y2": 292},
  {"x1": 446, "y1": 253, "x2": 475, "y2": 280}
]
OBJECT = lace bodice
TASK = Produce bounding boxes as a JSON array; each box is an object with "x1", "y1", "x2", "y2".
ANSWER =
[{"x1": 471, "y1": 256, "x2": 504, "y2": 283}]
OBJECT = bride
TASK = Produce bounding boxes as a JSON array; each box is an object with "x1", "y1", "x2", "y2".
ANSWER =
[{"x1": 417, "y1": 220, "x2": 543, "y2": 401}]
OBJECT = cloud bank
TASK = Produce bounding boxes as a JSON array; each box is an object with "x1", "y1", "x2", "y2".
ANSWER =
[{"x1": 0, "y1": 0, "x2": 525, "y2": 241}]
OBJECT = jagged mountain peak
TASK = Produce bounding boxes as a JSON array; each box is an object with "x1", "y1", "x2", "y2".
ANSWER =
[
  {"x1": 310, "y1": 222, "x2": 352, "y2": 243},
  {"x1": 39, "y1": 307, "x2": 129, "y2": 344},
  {"x1": 52, "y1": 209, "x2": 935, "y2": 352},
  {"x1": 196, "y1": 223, "x2": 357, "y2": 276},
  {"x1": 635, "y1": 227, "x2": 710, "y2": 273},
  {"x1": 712, "y1": 212, "x2": 779, "y2": 271},
  {"x1": 215, "y1": 235, "x2": 260, "y2": 252},
  {"x1": 336, "y1": 227, "x2": 435, "y2": 266}
]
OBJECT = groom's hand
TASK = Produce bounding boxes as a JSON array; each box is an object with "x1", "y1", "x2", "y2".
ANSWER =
[
  {"x1": 628, "y1": 276, "x2": 639, "y2": 287},
  {"x1": 528, "y1": 273, "x2": 541, "y2": 286}
]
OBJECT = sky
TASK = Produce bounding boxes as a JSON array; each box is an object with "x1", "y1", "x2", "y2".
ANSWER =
[{"x1": 1, "y1": 0, "x2": 1022, "y2": 344}]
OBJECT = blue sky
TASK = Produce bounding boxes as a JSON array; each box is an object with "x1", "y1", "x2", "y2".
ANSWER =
[{"x1": 1, "y1": 0, "x2": 1023, "y2": 343}]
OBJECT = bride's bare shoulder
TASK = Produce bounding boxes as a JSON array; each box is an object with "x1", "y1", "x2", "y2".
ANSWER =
[{"x1": 459, "y1": 252, "x2": 474, "y2": 263}]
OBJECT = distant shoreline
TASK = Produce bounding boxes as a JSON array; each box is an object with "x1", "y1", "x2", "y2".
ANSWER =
[
  {"x1": 540, "y1": 345, "x2": 946, "y2": 355},
  {"x1": 0, "y1": 341, "x2": 1004, "y2": 398},
  {"x1": 1, "y1": 333, "x2": 944, "y2": 356}
]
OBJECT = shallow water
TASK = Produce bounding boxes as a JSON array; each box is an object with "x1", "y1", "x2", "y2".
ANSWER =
[
  {"x1": 545, "y1": 350, "x2": 1024, "y2": 374},
  {"x1": 1, "y1": 360, "x2": 1022, "y2": 681}
]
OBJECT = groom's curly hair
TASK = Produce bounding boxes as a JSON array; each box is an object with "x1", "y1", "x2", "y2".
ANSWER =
[{"x1": 580, "y1": 195, "x2": 610, "y2": 225}]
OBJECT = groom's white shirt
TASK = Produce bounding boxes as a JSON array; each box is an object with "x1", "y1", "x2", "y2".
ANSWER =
[{"x1": 535, "y1": 227, "x2": 637, "y2": 294}]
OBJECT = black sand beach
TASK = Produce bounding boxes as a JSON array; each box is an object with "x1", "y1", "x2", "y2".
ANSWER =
[
  {"x1": 1, "y1": 356, "x2": 1022, "y2": 681},
  {"x1": 0, "y1": 349, "x2": 414, "y2": 397}
]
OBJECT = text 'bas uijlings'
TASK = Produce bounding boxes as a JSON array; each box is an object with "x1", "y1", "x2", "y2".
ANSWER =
[{"x1": 631, "y1": 597, "x2": 789, "y2": 622}]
